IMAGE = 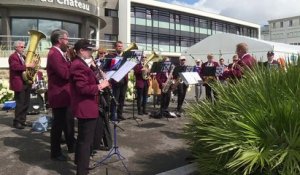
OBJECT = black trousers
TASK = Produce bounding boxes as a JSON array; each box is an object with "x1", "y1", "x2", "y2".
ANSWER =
[
  {"x1": 93, "y1": 111, "x2": 112, "y2": 150},
  {"x1": 76, "y1": 118, "x2": 97, "y2": 175},
  {"x1": 177, "y1": 83, "x2": 188, "y2": 111},
  {"x1": 50, "y1": 107, "x2": 75, "y2": 157},
  {"x1": 204, "y1": 83, "x2": 215, "y2": 101},
  {"x1": 13, "y1": 84, "x2": 31, "y2": 125},
  {"x1": 136, "y1": 82, "x2": 148, "y2": 113},
  {"x1": 160, "y1": 90, "x2": 171, "y2": 113},
  {"x1": 110, "y1": 81, "x2": 128, "y2": 120}
]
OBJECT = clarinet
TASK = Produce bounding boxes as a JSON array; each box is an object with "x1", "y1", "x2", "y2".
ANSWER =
[{"x1": 91, "y1": 57, "x2": 118, "y2": 105}]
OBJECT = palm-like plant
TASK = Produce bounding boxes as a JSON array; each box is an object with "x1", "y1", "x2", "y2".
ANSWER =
[{"x1": 185, "y1": 63, "x2": 300, "y2": 175}]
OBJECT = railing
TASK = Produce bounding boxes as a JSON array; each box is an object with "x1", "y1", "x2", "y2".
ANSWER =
[{"x1": 0, "y1": 35, "x2": 117, "y2": 57}]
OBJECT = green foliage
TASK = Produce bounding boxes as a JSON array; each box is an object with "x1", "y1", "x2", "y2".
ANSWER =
[
  {"x1": 185, "y1": 64, "x2": 300, "y2": 175},
  {"x1": 0, "y1": 79, "x2": 14, "y2": 104}
]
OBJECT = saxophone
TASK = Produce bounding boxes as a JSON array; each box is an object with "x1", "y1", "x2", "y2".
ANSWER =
[
  {"x1": 162, "y1": 65, "x2": 175, "y2": 93},
  {"x1": 22, "y1": 30, "x2": 46, "y2": 84}
]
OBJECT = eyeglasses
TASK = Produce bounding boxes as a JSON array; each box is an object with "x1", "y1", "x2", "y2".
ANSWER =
[
  {"x1": 60, "y1": 38, "x2": 69, "y2": 41},
  {"x1": 99, "y1": 52, "x2": 106, "y2": 54},
  {"x1": 19, "y1": 46, "x2": 25, "y2": 48},
  {"x1": 180, "y1": 59, "x2": 186, "y2": 61}
]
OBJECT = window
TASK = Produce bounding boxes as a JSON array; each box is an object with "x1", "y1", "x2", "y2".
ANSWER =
[
  {"x1": 104, "y1": 34, "x2": 118, "y2": 41},
  {"x1": 273, "y1": 22, "x2": 276, "y2": 28},
  {"x1": 39, "y1": 19, "x2": 61, "y2": 36},
  {"x1": 63, "y1": 22, "x2": 79, "y2": 38},
  {"x1": 105, "y1": 8, "x2": 118, "y2": 18},
  {"x1": 89, "y1": 26, "x2": 96, "y2": 40},
  {"x1": 12, "y1": 18, "x2": 38, "y2": 36},
  {"x1": 289, "y1": 20, "x2": 293, "y2": 27},
  {"x1": 11, "y1": 18, "x2": 79, "y2": 38},
  {"x1": 280, "y1": 21, "x2": 283, "y2": 28}
]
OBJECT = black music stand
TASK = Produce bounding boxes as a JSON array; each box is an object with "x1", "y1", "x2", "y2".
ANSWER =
[
  {"x1": 90, "y1": 99, "x2": 130, "y2": 174},
  {"x1": 127, "y1": 89, "x2": 143, "y2": 126}
]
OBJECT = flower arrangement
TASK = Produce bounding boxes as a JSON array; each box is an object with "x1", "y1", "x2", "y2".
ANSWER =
[
  {"x1": 126, "y1": 70, "x2": 135, "y2": 101},
  {"x1": 0, "y1": 79, "x2": 14, "y2": 104}
]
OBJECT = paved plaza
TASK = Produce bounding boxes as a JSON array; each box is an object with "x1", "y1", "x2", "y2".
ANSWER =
[{"x1": 0, "y1": 87, "x2": 203, "y2": 175}]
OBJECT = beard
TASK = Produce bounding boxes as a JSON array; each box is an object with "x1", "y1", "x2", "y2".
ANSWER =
[{"x1": 60, "y1": 43, "x2": 69, "y2": 52}]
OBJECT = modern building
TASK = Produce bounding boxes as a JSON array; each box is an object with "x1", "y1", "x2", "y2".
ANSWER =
[
  {"x1": 262, "y1": 16, "x2": 300, "y2": 45},
  {"x1": 0, "y1": 0, "x2": 260, "y2": 67},
  {"x1": 117, "y1": 0, "x2": 260, "y2": 57}
]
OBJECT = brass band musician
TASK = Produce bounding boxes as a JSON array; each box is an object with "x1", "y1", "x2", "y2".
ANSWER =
[
  {"x1": 200, "y1": 54, "x2": 219, "y2": 101},
  {"x1": 156, "y1": 57, "x2": 172, "y2": 117},
  {"x1": 134, "y1": 55, "x2": 149, "y2": 115},
  {"x1": 173, "y1": 56, "x2": 189, "y2": 114}
]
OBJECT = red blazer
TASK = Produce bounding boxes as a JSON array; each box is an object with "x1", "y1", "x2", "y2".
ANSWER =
[
  {"x1": 156, "y1": 72, "x2": 168, "y2": 89},
  {"x1": 70, "y1": 57, "x2": 99, "y2": 119},
  {"x1": 134, "y1": 63, "x2": 149, "y2": 89},
  {"x1": 8, "y1": 52, "x2": 26, "y2": 92},
  {"x1": 232, "y1": 54, "x2": 256, "y2": 79},
  {"x1": 46, "y1": 47, "x2": 71, "y2": 108}
]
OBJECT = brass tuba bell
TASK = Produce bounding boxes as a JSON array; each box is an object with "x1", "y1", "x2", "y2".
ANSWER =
[
  {"x1": 142, "y1": 51, "x2": 161, "y2": 80},
  {"x1": 22, "y1": 30, "x2": 46, "y2": 84},
  {"x1": 120, "y1": 42, "x2": 138, "y2": 56}
]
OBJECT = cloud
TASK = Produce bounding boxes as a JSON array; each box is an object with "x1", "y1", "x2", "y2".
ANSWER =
[{"x1": 163, "y1": 0, "x2": 300, "y2": 25}]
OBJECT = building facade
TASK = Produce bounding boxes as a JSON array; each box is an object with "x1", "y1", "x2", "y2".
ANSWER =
[
  {"x1": 116, "y1": 0, "x2": 259, "y2": 57},
  {"x1": 262, "y1": 16, "x2": 300, "y2": 45},
  {"x1": 0, "y1": 0, "x2": 260, "y2": 67}
]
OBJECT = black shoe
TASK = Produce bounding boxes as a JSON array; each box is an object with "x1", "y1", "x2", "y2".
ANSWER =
[
  {"x1": 21, "y1": 122, "x2": 32, "y2": 127},
  {"x1": 51, "y1": 154, "x2": 67, "y2": 161},
  {"x1": 118, "y1": 116, "x2": 126, "y2": 120},
  {"x1": 138, "y1": 111, "x2": 143, "y2": 115},
  {"x1": 13, "y1": 123, "x2": 25, "y2": 129},
  {"x1": 99, "y1": 146, "x2": 110, "y2": 151},
  {"x1": 143, "y1": 111, "x2": 148, "y2": 115}
]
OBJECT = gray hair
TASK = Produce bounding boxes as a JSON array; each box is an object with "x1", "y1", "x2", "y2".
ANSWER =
[
  {"x1": 50, "y1": 29, "x2": 69, "y2": 45},
  {"x1": 13, "y1": 40, "x2": 25, "y2": 49}
]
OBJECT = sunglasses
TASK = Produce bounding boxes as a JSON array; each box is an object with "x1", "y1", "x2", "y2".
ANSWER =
[
  {"x1": 99, "y1": 52, "x2": 106, "y2": 54},
  {"x1": 19, "y1": 46, "x2": 25, "y2": 48}
]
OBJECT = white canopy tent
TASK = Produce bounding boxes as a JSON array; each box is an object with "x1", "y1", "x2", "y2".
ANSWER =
[{"x1": 182, "y1": 33, "x2": 300, "y2": 65}]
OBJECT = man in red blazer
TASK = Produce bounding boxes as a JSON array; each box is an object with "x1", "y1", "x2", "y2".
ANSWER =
[
  {"x1": 70, "y1": 39, "x2": 109, "y2": 175},
  {"x1": 134, "y1": 55, "x2": 149, "y2": 115},
  {"x1": 232, "y1": 43, "x2": 256, "y2": 79},
  {"x1": 46, "y1": 29, "x2": 75, "y2": 161},
  {"x1": 200, "y1": 54, "x2": 219, "y2": 101},
  {"x1": 9, "y1": 40, "x2": 35, "y2": 129},
  {"x1": 156, "y1": 57, "x2": 172, "y2": 117}
]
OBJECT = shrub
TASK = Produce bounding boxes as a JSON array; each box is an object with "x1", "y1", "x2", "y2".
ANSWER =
[{"x1": 185, "y1": 64, "x2": 300, "y2": 175}]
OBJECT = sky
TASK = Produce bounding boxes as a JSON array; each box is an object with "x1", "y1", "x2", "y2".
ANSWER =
[{"x1": 159, "y1": 0, "x2": 300, "y2": 25}]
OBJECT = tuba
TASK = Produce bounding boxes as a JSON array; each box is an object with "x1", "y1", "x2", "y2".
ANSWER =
[
  {"x1": 142, "y1": 51, "x2": 160, "y2": 80},
  {"x1": 120, "y1": 42, "x2": 138, "y2": 57},
  {"x1": 22, "y1": 30, "x2": 46, "y2": 84}
]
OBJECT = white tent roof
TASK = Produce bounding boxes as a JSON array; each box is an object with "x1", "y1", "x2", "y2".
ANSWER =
[{"x1": 182, "y1": 33, "x2": 300, "y2": 65}]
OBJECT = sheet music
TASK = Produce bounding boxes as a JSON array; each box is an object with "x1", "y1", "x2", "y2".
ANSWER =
[
  {"x1": 180, "y1": 72, "x2": 202, "y2": 85},
  {"x1": 110, "y1": 61, "x2": 137, "y2": 82},
  {"x1": 105, "y1": 71, "x2": 116, "y2": 79}
]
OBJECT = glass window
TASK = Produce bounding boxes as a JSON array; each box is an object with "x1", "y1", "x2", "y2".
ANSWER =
[
  {"x1": 146, "y1": 9, "x2": 152, "y2": 20},
  {"x1": 39, "y1": 19, "x2": 61, "y2": 36},
  {"x1": 104, "y1": 34, "x2": 118, "y2": 41},
  {"x1": 11, "y1": 18, "x2": 38, "y2": 36},
  {"x1": 105, "y1": 9, "x2": 118, "y2": 18},
  {"x1": 135, "y1": 7, "x2": 146, "y2": 18},
  {"x1": 289, "y1": 20, "x2": 293, "y2": 27},
  {"x1": 62, "y1": 22, "x2": 79, "y2": 38},
  {"x1": 280, "y1": 21, "x2": 283, "y2": 28},
  {"x1": 273, "y1": 22, "x2": 276, "y2": 28}
]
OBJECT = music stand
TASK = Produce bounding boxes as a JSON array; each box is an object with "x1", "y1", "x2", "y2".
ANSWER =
[
  {"x1": 90, "y1": 59, "x2": 137, "y2": 174},
  {"x1": 89, "y1": 98, "x2": 129, "y2": 174}
]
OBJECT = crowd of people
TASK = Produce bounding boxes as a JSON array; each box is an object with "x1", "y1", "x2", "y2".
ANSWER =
[{"x1": 8, "y1": 27, "x2": 285, "y2": 174}]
